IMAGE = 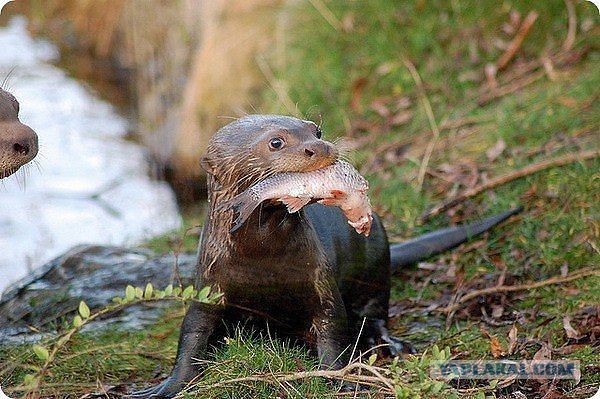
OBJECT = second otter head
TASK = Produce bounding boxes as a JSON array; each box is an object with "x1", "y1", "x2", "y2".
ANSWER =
[
  {"x1": 202, "y1": 115, "x2": 338, "y2": 189},
  {"x1": 0, "y1": 88, "x2": 38, "y2": 179}
]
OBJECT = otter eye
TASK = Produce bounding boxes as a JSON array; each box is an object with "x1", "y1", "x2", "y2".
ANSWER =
[
  {"x1": 269, "y1": 137, "x2": 284, "y2": 150},
  {"x1": 315, "y1": 126, "x2": 322, "y2": 139}
]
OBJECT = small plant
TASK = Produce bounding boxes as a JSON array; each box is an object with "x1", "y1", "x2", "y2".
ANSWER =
[
  {"x1": 21, "y1": 283, "x2": 223, "y2": 397},
  {"x1": 390, "y1": 345, "x2": 458, "y2": 399}
]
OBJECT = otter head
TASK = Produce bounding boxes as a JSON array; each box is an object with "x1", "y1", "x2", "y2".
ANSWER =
[
  {"x1": 201, "y1": 115, "x2": 338, "y2": 191},
  {"x1": 0, "y1": 88, "x2": 38, "y2": 179}
]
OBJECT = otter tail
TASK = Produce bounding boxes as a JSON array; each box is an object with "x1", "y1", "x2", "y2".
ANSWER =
[
  {"x1": 219, "y1": 192, "x2": 262, "y2": 233},
  {"x1": 390, "y1": 206, "x2": 523, "y2": 272}
]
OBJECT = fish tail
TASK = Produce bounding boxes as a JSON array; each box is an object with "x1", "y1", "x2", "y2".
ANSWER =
[{"x1": 219, "y1": 192, "x2": 260, "y2": 233}]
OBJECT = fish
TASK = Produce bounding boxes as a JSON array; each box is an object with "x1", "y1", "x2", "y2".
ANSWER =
[{"x1": 220, "y1": 160, "x2": 373, "y2": 236}]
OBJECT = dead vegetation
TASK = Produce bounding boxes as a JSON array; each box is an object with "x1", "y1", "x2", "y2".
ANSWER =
[{"x1": 21, "y1": 0, "x2": 285, "y2": 198}]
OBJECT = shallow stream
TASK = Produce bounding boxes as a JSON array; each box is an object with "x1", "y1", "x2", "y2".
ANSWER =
[{"x1": 0, "y1": 17, "x2": 182, "y2": 293}]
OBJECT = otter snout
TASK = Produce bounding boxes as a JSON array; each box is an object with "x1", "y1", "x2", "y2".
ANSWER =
[
  {"x1": 302, "y1": 140, "x2": 338, "y2": 171},
  {"x1": 0, "y1": 122, "x2": 39, "y2": 178},
  {"x1": 12, "y1": 125, "x2": 38, "y2": 158},
  {"x1": 304, "y1": 140, "x2": 335, "y2": 159}
]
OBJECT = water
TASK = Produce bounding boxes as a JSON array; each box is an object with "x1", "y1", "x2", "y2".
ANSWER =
[{"x1": 0, "y1": 17, "x2": 182, "y2": 293}]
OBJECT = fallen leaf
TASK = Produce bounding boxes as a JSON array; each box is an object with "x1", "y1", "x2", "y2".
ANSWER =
[
  {"x1": 376, "y1": 62, "x2": 396, "y2": 75},
  {"x1": 557, "y1": 96, "x2": 578, "y2": 108},
  {"x1": 350, "y1": 77, "x2": 368, "y2": 113},
  {"x1": 370, "y1": 97, "x2": 390, "y2": 117},
  {"x1": 509, "y1": 10, "x2": 521, "y2": 27},
  {"x1": 489, "y1": 335, "x2": 506, "y2": 358},
  {"x1": 560, "y1": 262, "x2": 569, "y2": 277},
  {"x1": 389, "y1": 110, "x2": 413, "y2": 126},
  {"x1": 416, "y1": 262, "x2": 439, "y2": 271},
  {"x1": 508, "y1": 324, "x2": 518, "y2": 354},
  {"x1": 492, "y1": 304, "x2": 504, "y2": 318},
  {"x1": 563, "y1": 316, "x2": 580, "y2": 339},
  {"x1": 394, "y1": 96, "x2": 412, "y2": 109},
  {"x1": 533, "y1": 344, "x2": 551, "y2": 361},
  {"x1": 341, "y1": 12, "x2": 354, "y2": 32},
  {"x1": 446, "y1": 263, "x2": 457, "y2": 279},
  {"x1": 536, "y1": 229, "x2": 550, "y2": 240},
  {"x1": 553, "y1": 344, "x2": 585, "y2": 355},
  {"x1": 484, "y1": 63, "x2": 498, "y2": 88},
  {"x1": 486, "y1": 139, "x2": 507, "y2": 161}
]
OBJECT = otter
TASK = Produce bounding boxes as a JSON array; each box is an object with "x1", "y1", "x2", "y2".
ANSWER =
[
  {"x1": 0, "y1": 88, "x2": 38, "y2": 179},
  {"x1": 131, "y1": 115, "x2": 521, "y2": 398}
]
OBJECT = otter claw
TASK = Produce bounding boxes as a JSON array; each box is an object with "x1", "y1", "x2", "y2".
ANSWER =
[{"x1": 128, "y1": 378, "x2": 181, "y2": 399}]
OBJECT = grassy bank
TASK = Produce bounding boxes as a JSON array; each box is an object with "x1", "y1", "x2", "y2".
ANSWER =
[{"x1": 2, "y1": 0, "x2": 599, "y2": 398}]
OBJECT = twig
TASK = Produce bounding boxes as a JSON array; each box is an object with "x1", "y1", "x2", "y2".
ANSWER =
[
  {"x1": 497, "y1": 11, "x2": 539, "y2": 71},
  {"x1": 421, "y1": 148, "x2": 600, "y2": 221},
  {"x1": 307, "y1": 0, "x2": 342, "y2": 31},
  {"x1": 439, "y1": 268, "x2": 599, "y2": 314},
  {"x1": 478, "y1": 70, "x2": 545, "y2": 105},
  {"x1": 541, "y1": 55, "x2": 558, "y2": 81},
  {"x1": 403, "y1": 59, "x2": 441, "y2": 192},
  {"x1": 562, "y1": 0, "x2": 577, "y2": 51},
  {"x1": 184, "y1": 361, "x2": 396, "y2": 395}
]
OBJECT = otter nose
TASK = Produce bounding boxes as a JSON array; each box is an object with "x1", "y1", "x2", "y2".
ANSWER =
[
  {"x1": 11, "y1": 125, "x2": 38, "y2": 160},
  {"x1": 303, "y1": 142, "x2": 332, "y2": 158},
  {"x1": 13, "y1": 141, "x2": 30, "y2": 156}
]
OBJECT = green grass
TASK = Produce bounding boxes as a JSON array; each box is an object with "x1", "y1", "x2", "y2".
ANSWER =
[
  {"x1": 180, "y1": 331, "x2": 334, "y2": 399},
  {"x1": 264, "y1": 0, "x2": 600, "y2": 396},
  {"x1": 142, "y1": 203, "x2": 206, "y2": 254},
  {"x1": 2, "y1": 0, "x2": 599, "y2": 398},
  {"x1": 1, "y1": 309, "x2": 183, "y2": 398}
]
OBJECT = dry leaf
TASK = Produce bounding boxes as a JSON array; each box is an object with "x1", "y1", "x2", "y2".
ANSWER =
[
  {"x1": 563, "y1": 316, "x2": 580, "y2": 339},
  {"x1": 536, "y1": 229, "x2": 550, "y2": 240},
  {"x1": 485, "y1": 63, "x2": 498, "y2": 88},
  {"x1": 492, "y1": 304, "x2": 504, "y2": 319},
  {"x1": 560, "y1": 262, "x2": 569, "y2": 277},
  {"x1": 490, "y1": 335, "x2": 506, "y2": 358},
  {"x1": 508, "y1": 324, "x2": 518, "y2": 355},
  {"x1": 557, "y1": 96, "x2": 578, "y2": 108},
  {"x1": 394, "y1": 96, "x2": 412, "y2": 109},
  {"x1": 390, "y1": 110, "x2": 413, "y2": 126},
  {"x1": 350, "y1": 77, "x2": 368, "y2": 113},
  {"x1": 533, "y1": 344, "x2": 551, "y2": 361},
  {"x1": 370, "y1": 97, "x2": 391, "y2": 117},
  {"x1": 486, "y1": 139, "x2": 507, "y2": 161},
  {"x1": 341, "y1": 12, "x2": 355, "y2": 32},
  {"x1": 376, "y1": 62, "x2": 396, "y2": 75}
]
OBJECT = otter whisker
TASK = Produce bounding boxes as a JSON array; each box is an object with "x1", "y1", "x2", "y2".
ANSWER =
[{"x1": 1, "y1": 67, "x2": 17, "y2": 90}]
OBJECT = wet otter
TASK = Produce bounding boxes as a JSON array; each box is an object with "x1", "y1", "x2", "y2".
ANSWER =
[
  {"x1": 131, "y1": 115, "x2": 520, "y2": 398},
  {"x1": 0, "y1": 88, "x2": 38, "y2": 179}
]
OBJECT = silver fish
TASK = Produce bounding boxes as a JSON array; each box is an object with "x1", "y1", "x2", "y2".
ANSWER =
[{"x1": 221, "y1": 160, "x2": 373, "y2": 236}]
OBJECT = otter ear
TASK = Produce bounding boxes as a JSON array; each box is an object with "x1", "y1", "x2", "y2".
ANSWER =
[{"x1": 200, "y1": 156, "x2": 215, "y2": 175}]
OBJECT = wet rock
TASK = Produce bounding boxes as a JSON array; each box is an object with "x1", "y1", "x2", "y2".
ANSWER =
[{"x1": 0, "y1": 245, "x2": 195, "y2": 342}]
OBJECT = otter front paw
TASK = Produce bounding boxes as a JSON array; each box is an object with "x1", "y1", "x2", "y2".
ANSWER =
[{"x1": 128, "y1": 376, "x2": 190, "y2": 399}]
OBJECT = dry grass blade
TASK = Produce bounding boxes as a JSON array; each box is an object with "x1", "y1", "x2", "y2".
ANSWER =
[
  {"x1": 308, "y1": 0, "x2": 343, "y2": 31},
  {"x1": 562, "y1": 0, "x2": 577, "y2": 51},
  {"x1": 403, "y1": 59, "x2": 441, "y2": 193},
  {"x1": 182, "y1": 361, "x2": 396, "y2": 396},
  {"x1": 496, "y1": 11, "x2": 539, "y2": 71},
  {"x1": 421, "y1": 148, "x2": 600, "y2": 221},
  {"x1": 478, "y1": 70, "x2": 545, "y2": 105},
  {"x1": 440, "y1": 268, "x2": 599, "y2": 314}
]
